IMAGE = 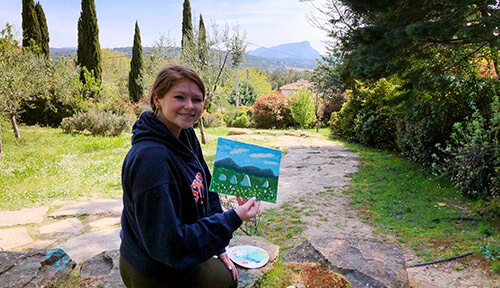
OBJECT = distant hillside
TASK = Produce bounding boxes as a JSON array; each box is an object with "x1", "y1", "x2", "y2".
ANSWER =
[
  {"x1": 214, "y1": 157, "x2": 276, "y2": 178},
  {"x1": 248, "y1": 41, "x2": 321, "y2": 60},
  {"x1": 50, "y1": 44, "x2": 318, "y2": 71}
]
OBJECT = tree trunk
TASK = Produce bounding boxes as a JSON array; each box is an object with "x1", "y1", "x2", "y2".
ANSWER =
[
  {"x1": 235, "y1": 68, "x2": 240, "y2": 107},
  {"x1": 198, "y1": 117, "x2": 206, "y2": 144},
  {"x1": 9, "y1": 113, "x2": 21, "y2": 139},
  {"x1": 0, "y1": 133, "x2": 3, "y2": 155}
]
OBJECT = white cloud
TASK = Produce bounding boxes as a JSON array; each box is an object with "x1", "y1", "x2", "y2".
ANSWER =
[
  {"x1": 250, "y1": 153, "x2": 274, "y2": 159},
  {"x1": 264, "y1": 160, "x2": 279, "y2": 166},
  {"x1": 230, "y1": 148, "x2": 249, "y2": 154}
]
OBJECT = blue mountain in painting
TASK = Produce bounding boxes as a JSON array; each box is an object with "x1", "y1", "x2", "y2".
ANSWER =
[{"x1": 215, "y1": 158, "x2": 276, "y2": 178}]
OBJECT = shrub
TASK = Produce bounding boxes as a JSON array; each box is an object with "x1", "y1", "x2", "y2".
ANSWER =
[
  {"x1": 202, "y1": 111, "x2": 225, "y2": 128},
  {"x1": 289, "y1": 89, "x2": 316, "y2": 128},
  {"x1": 232, "y1": 114, "x2": 251, "y2": 128},
  {"x1": 321, "y1": 92, "x2": 346, "y2": 125},
  {"x1": 253, "y1": 91, "x2": 293, "y2": 129},
  {"x1": 229, "y1": 84, "x2": 258, "y2": 107},
  {"x1": 223, "y1": 106, "x2": 253, "y2": 128},
  {"x1": 433, "y1": 96, "x2": 499, "y2": 203},
  {"x1": 61, "y1": 109, "x2": 132, "y2": 136}
]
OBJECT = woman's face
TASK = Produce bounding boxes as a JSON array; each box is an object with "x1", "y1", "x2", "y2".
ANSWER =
[{"x1": 154, "y1": 79, "x2": 204, "y2": 138}]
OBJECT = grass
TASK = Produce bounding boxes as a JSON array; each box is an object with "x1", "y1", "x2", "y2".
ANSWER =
[{"x1": 343, "y1": 142, "x2": 499, "y2": 268}]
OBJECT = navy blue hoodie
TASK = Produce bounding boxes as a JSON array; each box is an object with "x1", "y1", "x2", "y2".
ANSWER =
[{"x1": 120, "y1": 111, "x2": 242, "y2": 278}]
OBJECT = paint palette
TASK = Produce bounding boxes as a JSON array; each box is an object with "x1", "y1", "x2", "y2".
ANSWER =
[{"x1": 227, "y1": 245, "x2": 270, "y2": 269}]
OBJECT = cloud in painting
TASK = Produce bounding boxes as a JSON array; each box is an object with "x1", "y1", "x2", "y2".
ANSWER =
[
  {"x1": 264, "y1": 160, "x2": 279, "y2": 166},
  {"x1": 230, "y1": 148, "x2": 249, "y2": 154},
  {"x1": 250, "y1": 153, "x2": 274, "y2": 159}
]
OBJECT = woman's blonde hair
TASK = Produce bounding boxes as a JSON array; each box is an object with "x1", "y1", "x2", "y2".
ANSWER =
[{"x1": 149, "y1": 65, "x2": 205, "y2": 112}]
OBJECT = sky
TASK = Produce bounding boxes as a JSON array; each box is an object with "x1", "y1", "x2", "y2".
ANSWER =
[
  {"x1": 0, "y1": 0, "x2": 330, "y2": 55},
  {"x1": 215, "y1": 138, "x2": 281, "y2": 177}
]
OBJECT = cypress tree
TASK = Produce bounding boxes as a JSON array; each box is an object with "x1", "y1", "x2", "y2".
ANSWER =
[
  {"x1": 181, "y1": 0, "x2": 194, "y2": 52},
  {"x1": 198, "y1": 14, "x2": 208, "y2": 68},
  {"x1": 129, "y1": 21, "x2": 144, "y2": 103},
  {"x1": 22, "y1": 0, "x2": 41, "y2": 48},
  {"x1": 77, "y1": 0, "x2": 102, "y2": 83},
  {"x1": 35, "y1": 2, "x2": 50, "y2": 58}
]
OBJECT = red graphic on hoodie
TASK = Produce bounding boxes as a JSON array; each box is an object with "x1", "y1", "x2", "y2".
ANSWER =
[{"x1": 191, "y1": 172, "x2": 204, "y2": 204}]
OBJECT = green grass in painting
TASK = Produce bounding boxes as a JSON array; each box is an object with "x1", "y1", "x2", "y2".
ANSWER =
[
  {"x1": 211, "y1": 167, "x2": 278, "y2": 202},
  {"x1": 343, "y1": 141, "x2": 499, "y2": 266}
]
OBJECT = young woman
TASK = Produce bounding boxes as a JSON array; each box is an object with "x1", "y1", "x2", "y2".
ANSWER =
[{"x1": 119, "y1": 65, "x2": 260, "y2": 287}]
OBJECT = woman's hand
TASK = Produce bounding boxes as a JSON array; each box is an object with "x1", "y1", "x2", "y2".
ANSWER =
[
  {"x1": 234, "y1": 197, "x2": 260, "y2": 221},
  {"x1": 218, "y1": 252, "x2": 237, "y2": 280}
]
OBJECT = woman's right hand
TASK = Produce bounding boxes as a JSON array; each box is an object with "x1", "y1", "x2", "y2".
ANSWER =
[{"x1": 234, "y1": 197, "x2": 260, "y2": 221}]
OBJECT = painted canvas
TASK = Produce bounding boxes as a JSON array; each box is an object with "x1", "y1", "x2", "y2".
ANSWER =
[{"x1": 209, "y1": 138, "x2": 281, "y2": 203}]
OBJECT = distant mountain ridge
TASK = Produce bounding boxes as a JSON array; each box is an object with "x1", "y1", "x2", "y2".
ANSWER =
[
  {"x1": 214, "y1": 157, "x2": 276, "y2": 178},
  {"x1": 248, "y1": 41, "x2": 321, "y2": 60}
]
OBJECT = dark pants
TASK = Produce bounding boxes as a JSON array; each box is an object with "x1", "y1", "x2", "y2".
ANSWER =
[{"x1": 120, "y1": 255, "x2": 238, "y2": 288}]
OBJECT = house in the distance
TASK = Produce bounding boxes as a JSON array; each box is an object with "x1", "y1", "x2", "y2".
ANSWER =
[{"x1": 279, "y1": 79, "x2": 315, "y2": 97}]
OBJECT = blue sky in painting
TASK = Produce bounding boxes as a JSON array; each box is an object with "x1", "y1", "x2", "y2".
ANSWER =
[{"x1": 215, "y1": 138, "x2": 281, "y2": 177}]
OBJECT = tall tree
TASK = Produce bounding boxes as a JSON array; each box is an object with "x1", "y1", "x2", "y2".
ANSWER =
[
  {"x1": 230, "y1": 26, "x2": 246, "y2": 107},
  {"x1": 129, "y1": 21, "x2": 144, "y2": 103},
  {"x1": 181, "y1": 0, "x2": 194, "y2": 53},
  {"x1": 77, "y1": 0, "x2": 102, "y2": 84},
  {"x1": 35, "y1": 2, "x2": 50, "y2": 58},
  {"x1": 22, "y1": 0, "x2": 41, "y2": 49},
  {"x1": 198, "y1": 14, "x2": 208, "y2": 69}
]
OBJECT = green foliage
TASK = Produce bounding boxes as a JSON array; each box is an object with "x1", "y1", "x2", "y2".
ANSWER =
[
  {"x1": 320, "y1": 92, "x2": 346, "y2": 125},
  {"x1": 330, "y1": 78, "x2": 399, "y2": 149},
  {"x1": 34, "y1": 2, "x2": 49, "y2": 58},
  {"x1": 22, "y1": 0, "x2": 41, "y2": 49},
  {"x1": 181, "y1": 0, "x2": 194, "y2": 53},
  {"x1": 223, "y1": 105, "x2": 253, "y2": 128},
  {"x1": 289, "y1": 89, "x2": 316, "y2": 128},
  {"x1": 198, "y1": 14, "x2": 208, "y2": 68},
  {"x1": 129, "y1": 21, "x2": 144, "y2": 103},
  {"x1": 252, "y1": 92, "x2": 293, "y2": 129},
  {"x1": 77, "y1": 0, "x2": 102, "y2": 83},
  {"x1": 433, "y1": 96, "x2": 499, "y2": 207},
  {"x1": 266, "y1": 69, "x2": 314, "y2": 91},
  {"x1": 229, "y1": 83, "x2": 258, "y2": 107},
  {"x1": 201, "y1": 111, "x2": 225, "y2": 128},
  {"x1": 61, "y1": 109, "x2": 132, "y2": 136}
]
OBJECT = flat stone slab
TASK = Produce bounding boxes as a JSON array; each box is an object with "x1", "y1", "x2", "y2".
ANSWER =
[
  {"x1": 89, "y1": 217, "x2": 121, "y2": 228},
  {"x1": 58, "y1": 228, "x2": 121, "y2": 264},
  {"x1": 0, "y1": 227, "x2": 33, "y2": 250},
  {"x1": 39, "y1": 218, "x2": 84, "y2": 234},
  {"x1": 30, "y1": 239, "x2": 57, "y2": 250},
  {"x1": 0, "y1": 206, "x2": 48, "y2": 227},
  {"x1": 284, "y1": 237, "x2": 409, "y2": 288},
  {"x1": 0, "y1": 248, "x2": 76, "y2": 288},
  {"x1": 80, "y1": 249, "x2": 124, "y2": 288},
  {"x1": 229, "y1": 236, "x2": 280, "y2": 288},
  {"x1": 49, "y1": 199, "x2": 122, "y2": 218}
]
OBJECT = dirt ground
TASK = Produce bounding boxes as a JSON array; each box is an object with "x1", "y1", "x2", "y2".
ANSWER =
[{"x1": 227, "y1": 131, "x2": 499, "y2": 288}]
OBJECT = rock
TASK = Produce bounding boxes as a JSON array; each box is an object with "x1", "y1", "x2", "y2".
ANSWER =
[
  {"x1": 262, "y1": 180, "x2": 269, "y2": 188},
  {"x1": 80, "y1": 249, "x2": 124, "y2": 288},
  {"x1": 229, "y1": 236, "x2": 280, "y2": 288},
  {"x1": 228, "y1": 128, "x2": 252, "y2": 135},
  {"x1": 30, "y1": 239, "x2": 56, "y2": 250},
  {"x1": 49, "y1": 199, "x2": 122, "y2": 218},
  {"x1": 0, "y1": 248, "x2": 76, "y2": 288},
  {"x1": 230, "y1": 175, "x2": 238, "y2": 184},
  {"x1": 58, "y1": 228, "x2": 121, "y2": 264},
  {"x1": 284, "y1": 237, "x2": 409, "y2": 288},
  {"x1": 0, "y1": 227, "x2": 33, "y2": 250},
  {"x1": 241, "y1": 174, "x2": 251, "y2": 187},
  {"x1": 0, "y1": 206, "x2": 48, "y2": 227},
  {"x1": 39, "y1": 218, "x2": 84, "y2": 234},
  {"x1": 219, "y1": 173, "x2": 227, "y2": 181},
  {"x1": 89, "y1": 217, "x2": 121, "y2": 228}
]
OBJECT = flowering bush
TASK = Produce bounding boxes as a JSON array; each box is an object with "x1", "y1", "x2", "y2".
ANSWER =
[{"x1": 252, "y1": 91, "x2": 293, "y2": 129}]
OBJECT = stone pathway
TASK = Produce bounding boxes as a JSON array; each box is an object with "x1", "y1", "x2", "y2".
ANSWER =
[{"x1": 0, "y1": 131, "x2": 498, "y2": 287}]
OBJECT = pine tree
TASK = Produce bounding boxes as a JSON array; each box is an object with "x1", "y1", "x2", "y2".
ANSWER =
[
  {"x1": 22, "y1": 0, "x2": 41, "y2": 48},
  {"x1": 35, "y1": 2, "x2": 50, "y2": 58},
  {"x1": 181, "y1": 0, "x2": 194, "y2": 53},
  {"x1": 198, "y1": 14, "x2": 208, "y2": 69},
  {"x1": 129, "y1": 21, "x2": 144, "y2": 103},
  {"x1": 77, "y1": 0, "x2": 102, "y2": 84}
]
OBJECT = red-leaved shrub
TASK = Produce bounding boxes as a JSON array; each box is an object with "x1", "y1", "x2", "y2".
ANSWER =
[{"x1": 252, "y1": 91, "x2": 293, "y2": 129}]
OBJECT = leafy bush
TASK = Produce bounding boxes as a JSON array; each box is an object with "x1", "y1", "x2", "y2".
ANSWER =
[
  {"x1": 61, "y1": 110, "x2": 132, "y2": 136},
  {"x1": 252, "y1": 91, "x2": 293, "y2": 129},
  {"x1": 232, "y1": 114, "x2": 251, "y2": 128},
  {"x1": 321, "y1": 92, "x2": 346, "y2": 125},
  {"x1": 433, "y1": 96, "x2": 499, "y2": 204},
  {"x1": 229, "y1": 84, "x2": 258, "y2": 107},
  {"x1": 202, "y1": 111, "x2": 226, "y2": 128},
  {"x1": 329, "y1": 78, "x2": 398, "y2": 149},
  {"x1": 289, "y1": 89, "x2": 316, "y2": 128},
  {"x1": 223, "y1": 106, "x2": 253, "y2": 128}
]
